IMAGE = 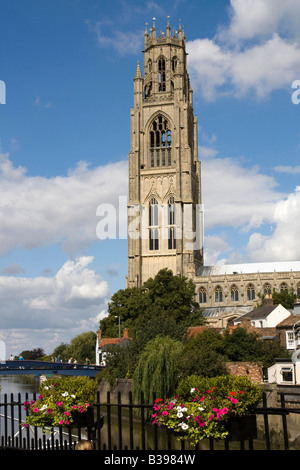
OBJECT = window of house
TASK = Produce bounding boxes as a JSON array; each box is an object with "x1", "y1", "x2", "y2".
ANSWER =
[
  {"x1": 280, "y1": 367, "x2": 293, "y2": 383},
  {"x1": 149, "y1": 198, "x2": 159, "y2": 251},
  {"x1": 297, "y1": 283, "x2": 300, "y2": 299},
  {"x1": 286, "y1": 331, "x2": 295, "y2": 350}
]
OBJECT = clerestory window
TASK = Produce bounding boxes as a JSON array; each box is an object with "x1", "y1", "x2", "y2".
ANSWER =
[{"x1": 247, "y1": 284, "x2": 256, "y2": 301}]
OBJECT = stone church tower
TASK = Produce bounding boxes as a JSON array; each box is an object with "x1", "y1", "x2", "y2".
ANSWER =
[{"x1": 127, "y1": 19, "x2": 203, "y2": 288}]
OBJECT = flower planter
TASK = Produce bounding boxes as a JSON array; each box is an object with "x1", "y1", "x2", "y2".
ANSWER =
[{"x1": 226, "y1": 414, "x2": 257, "y2": 441}]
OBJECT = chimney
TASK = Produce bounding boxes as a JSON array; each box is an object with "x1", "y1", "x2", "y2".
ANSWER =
[
  {"x1": 123, "y1": 328, "x2": 128, "y2": 339},
  {"x1": 263, "y1": 294, "x2": 274, "y2": 306},
  {"x1": 96, "y1": 330, "x2": 102, "y2": 347}
]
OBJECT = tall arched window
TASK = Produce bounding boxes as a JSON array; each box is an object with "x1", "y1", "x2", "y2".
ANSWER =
[
  {"x1": 247, "y1": 284, "x2": 256, "y2": 301},
  {"x1": 149, "y1": 198, "x2": 159, "y2": 251},
  {"x1": 172, "y1": 56, "x2": 178, "y2": 72},
  {"x1": 168, "y1": 196, "x2": 176, "y2": 249},
  {"x1": 158, "y1": 56, "x2": 166, "y2": 91},
  {"x1": 215, "y1": 286, "x2": 223, "y2": 303},
  {"x1": 199, "y1": 287, "x2": 207, "y2": 304},
  {"x1": 297, "y1": 283, "x2": 300, "y2": 299},
  {"x1": 149, "y1": 115, "x2": 172, "y2": 167},
  {"x1": 231, "y1": 285, "x2": 239, "y2": 302}
]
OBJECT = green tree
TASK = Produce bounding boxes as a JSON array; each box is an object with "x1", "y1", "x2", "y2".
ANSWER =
[
  {"x1": 272, "y1": 288, "x2": 297, "y2": 309},
  {"x1": 51, "y1": 332, "x2": 96, "y2": 363},
  {"x1": 100, "y1": 269, "x2": 205, "y2": 338},
  {"x1": 132, "y1": 336, "x2": 183, "y2": 403},
  {"x1": 68, "y1": 331, "x2": 96, "y2": 363},
  {"x1": 19, "y1": 348, "x2": 45, "y2": 360},
  {"x1": 177, "y1": 329, "x2": 228, "y2": 379},
  {"x1": 222, "y1": 327, "x2": 259, "y2": 362}
]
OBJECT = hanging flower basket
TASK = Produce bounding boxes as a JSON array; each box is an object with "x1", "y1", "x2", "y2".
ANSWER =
[
  {"x1": 23, "y1": 376, "x2": 97, "y2": 432},
  {"x1": 152, "y1": 375, "x2": 262, "y2": 445}
]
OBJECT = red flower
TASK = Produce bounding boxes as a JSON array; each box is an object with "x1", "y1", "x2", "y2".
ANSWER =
[{"x1": 155, "y1": 398, "x2": 162, "y2": 403}]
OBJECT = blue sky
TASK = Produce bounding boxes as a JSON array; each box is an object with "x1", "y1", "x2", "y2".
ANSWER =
[{"x1": 1, "y1": 0, "x2": 300, "y2": 355}]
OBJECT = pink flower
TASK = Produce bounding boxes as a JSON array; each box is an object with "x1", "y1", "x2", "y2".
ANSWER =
[
  {"x1": 59, "y1": 420, "x2": 64, "y2": 425},
  {"x1": 162, "y1": 411, "x2": 169, "y2": 416},
  {"x1": 56, "y1": 401, "x2": 63, "y2": 406},
  {"x1": 153, "y1": 404, "x2": 160, "y2": 411},
  {"x1": 38, "y1": 394, "x2": 43, "y2": 400},
  {"x1": 64, "y1": 412, "x2": 70, "y2": 416},
  {"x1": 33, "y1": 408, "x2": 39, "y2": 413},
  {"x1": 47, "y1": 408, "x2": 52, "y2": 414}
]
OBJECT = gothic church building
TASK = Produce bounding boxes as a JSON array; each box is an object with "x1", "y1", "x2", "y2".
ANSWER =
[{"x1": 126, "y1": 20, "x2": 300, "y2": 327}]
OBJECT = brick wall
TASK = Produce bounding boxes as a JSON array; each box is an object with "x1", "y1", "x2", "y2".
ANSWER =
[{"x1": 226, "y1": 362, "x2": 263, "y2": 383}]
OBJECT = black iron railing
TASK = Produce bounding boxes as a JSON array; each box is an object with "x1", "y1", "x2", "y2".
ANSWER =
[{"x1": 1, "y1": 390, "x2": 300, "y2": 451}]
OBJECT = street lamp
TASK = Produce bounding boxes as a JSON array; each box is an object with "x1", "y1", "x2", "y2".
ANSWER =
[{"x1": 115, "y1": 316, "x2": 121, "y2": 343}]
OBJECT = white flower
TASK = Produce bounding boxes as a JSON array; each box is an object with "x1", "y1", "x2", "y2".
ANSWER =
[
  {"x1": 40, "y1": 405, "x2": 47, "y2": 411},
  {"x1": 61, "y1": 392, "x2": 69, "y2": 397},
  {"x1": 176, "y1": 406, "x2": 182, "y2": 410},
  {"x1": 190, "y1": 388, "x2": 196, "y2": 393},
  {"x1": 178, "y1": 423, "x2": 189, "y2": 430},
  {"x1": 71, "y1": 394, "x2": 76, "y2": 398},
  {"x1": 177, "y1": 412, "x2": 183, "y2": 418},
  {"x1": 198, "y1": 407, "x2": 204, "y2": 411},
  {"x1": 181, "y1": 407, "x2": 188, "y2": 412}
]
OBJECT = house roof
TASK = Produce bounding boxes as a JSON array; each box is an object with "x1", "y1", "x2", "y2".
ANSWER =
[
  {"x1": 97, "y1": 329, "x2": 131, "y2": 349},
  {"x1": 276, "y1": 314, "x2": 300, "y2": 328},
  {"x1": 236, "y1": 304, "x2": 279, "y2": 321}
]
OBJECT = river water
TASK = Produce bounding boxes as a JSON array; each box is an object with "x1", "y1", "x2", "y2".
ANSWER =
[{"x1": 0, "y1": 375, "x2": 40, "y2": 398}]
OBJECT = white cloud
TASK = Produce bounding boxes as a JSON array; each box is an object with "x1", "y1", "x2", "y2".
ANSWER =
[
  {"x1": 0, "y1": 256, "x2": 109, "y2": 354},
  {"x1": 0, "y1": 152, "x2": 128, "y2": 256},
  {"x1": 220, "y1": 0, "x2": 300, "y2": 43},
  {"x1": 187, "y1": 0, "x2": 300, "y2": 100},
  {"x1": 247, "y1": 187, "x2": 300, "y2": 262},
  {"x1": 85, "y1": 20, "x2": 143, "y2": 56},
  {"x1": 274, "y1": 165, "x2": 300, "y2": 174},
  {"x1": 202, "y1": 156, "x2": 282, "y2": 230}
]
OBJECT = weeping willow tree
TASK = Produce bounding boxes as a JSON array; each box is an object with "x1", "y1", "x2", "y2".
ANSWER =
[{"x1": 132, "y1": 335, "x2": 183, "y2": 404}]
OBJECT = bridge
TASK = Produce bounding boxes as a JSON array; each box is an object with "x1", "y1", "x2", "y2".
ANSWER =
[{"x1": 0, "y1": 360, "x2": 104, "y2": 378}]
